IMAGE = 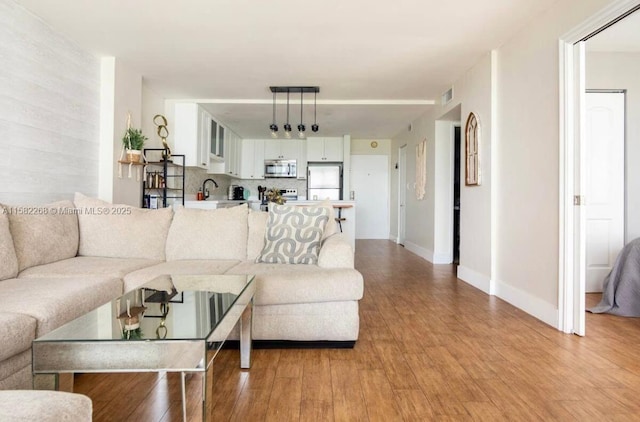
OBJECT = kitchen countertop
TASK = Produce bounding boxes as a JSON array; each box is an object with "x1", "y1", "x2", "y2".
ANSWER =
[
  {"x1": 184, "y1": 198, "x2": 258, "y2": 204},
  {"x1": 284, "y1": 200, "x2": 355, "y2": 207}
]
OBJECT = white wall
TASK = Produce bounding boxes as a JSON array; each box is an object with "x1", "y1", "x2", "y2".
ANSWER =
[
  {"x1": 142, "y1": 83, "x2": 167, "y2": 150},
  {"x1": 100, "y1": 58, "x2": 143, "y2": 206},
  {"x1": 494, "y1": 0, "x2": 616, "y2": 326},
  {"x1": 392, "y1": 113, "x2": 437, "y2": 259},
  {"x1": 433, "y1": 120, "x2": 456, "y2": 264},
  {"x1": 0, "y1": 0, "x2": 100, "y2": 205},
  {"x1": 390, "y1": 0, "x2": 620, "y2": 328},
  {"x1": 351, "y1": 138, "x2": 392, "y2": 156},
  {"x1": 586, "y1": 52, "x2": 640, "y2": 242},
  {"x1": 391, "y1": 52, "x2": 494, "y2": 283}
]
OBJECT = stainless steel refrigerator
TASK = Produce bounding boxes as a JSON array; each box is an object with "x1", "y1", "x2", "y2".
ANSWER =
[{"x1": 307, "y1": 163, "x2": 343, "y2": 200}]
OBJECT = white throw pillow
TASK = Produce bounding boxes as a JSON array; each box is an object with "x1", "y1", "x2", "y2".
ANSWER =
[{"x1": 256, "y1": 203, "x2": 331, "y2": 265}]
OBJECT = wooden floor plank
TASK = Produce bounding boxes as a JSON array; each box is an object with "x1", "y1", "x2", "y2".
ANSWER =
[{"x1": 71, "y1": 240, "x2": 640, "y2": 421}]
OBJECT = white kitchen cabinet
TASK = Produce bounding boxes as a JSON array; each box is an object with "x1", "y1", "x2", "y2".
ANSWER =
[
  {"x1": 264, "y1": 139, "x2": 299, "y2": 160},
  {"x1": 223, "y1": 130, "x2": 236, "y2": 176},
  {"x1": 209, "y1": 119, "x2": 225, "y2": 162},
  {"x1": 307, "y1": 137, "x2": 343, "y2": 162},
  {"x1": 210, "y1": 128, "x2": 241, "y2": 177},
  {"x1": 297, "y1": 139, "x2": 307, "y2": 180},
  {"x1": 174, "y1": 103, "x2": 209, "y2": 169},
  {"x1": 239, "y1": 139, "x2": 265, "y2": 179}
]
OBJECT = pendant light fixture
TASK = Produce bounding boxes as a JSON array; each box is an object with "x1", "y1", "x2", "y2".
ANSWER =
[
  {"x1": 268, "y1": 86, "x2": 319, "y2": 138},
  {"x1": 269, "y1": 91, "x2": 278, "y2": 138},
  {"x1": 312, "y1": 91, "x2": 319, "y2": 132},
  {"x1": 297, "y1": 91, "x2": 306, "y2": 138},
  {"x1": 284, "y1": 91, "x2": 292, "y2": 138}
]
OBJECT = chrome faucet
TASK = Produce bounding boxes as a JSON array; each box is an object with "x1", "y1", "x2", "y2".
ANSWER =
[{"x1": 202, "y1": 178, "x2": 218, "y2": 200}]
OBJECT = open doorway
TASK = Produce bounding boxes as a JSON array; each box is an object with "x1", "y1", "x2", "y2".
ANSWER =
[
  {"x1": 397, "y1": 145, "x2": 407, "y2": 246},
  {"x1": 560, "y1": 2, "x2": 640, "y2": 335},
  {"x1": 453, "y1": 126, "x2": 461, "y2": 265}
]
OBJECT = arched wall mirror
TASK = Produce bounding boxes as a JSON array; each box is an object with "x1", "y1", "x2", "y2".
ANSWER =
[{"x1": 465, "y1": 112, "x2": 481, "y2": 186}]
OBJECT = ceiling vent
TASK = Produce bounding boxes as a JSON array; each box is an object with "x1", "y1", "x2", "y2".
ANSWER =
[{"x1": 441, "y1": 87, "x2": 454, "y2": 105}]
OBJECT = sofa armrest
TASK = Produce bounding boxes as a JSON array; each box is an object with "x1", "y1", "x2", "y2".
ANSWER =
[{"x1": 318, "y1": 233, "x2": 354, "y2": 269}]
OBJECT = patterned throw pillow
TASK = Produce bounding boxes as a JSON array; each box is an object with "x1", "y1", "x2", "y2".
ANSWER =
[{"x1": 256, "y1": 203, "x2": 331, "y2": 264}]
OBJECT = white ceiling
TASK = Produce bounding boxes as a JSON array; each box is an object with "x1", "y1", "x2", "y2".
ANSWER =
[
  {"x1": 16, "y1": 0, "x2": 559, "y2": 138},
  {"x1": 586, "y1": 9, "x2": 640, "y2": 53}
]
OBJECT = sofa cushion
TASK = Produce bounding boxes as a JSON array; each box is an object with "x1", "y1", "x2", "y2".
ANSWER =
[
  {"x1": 0, "y1": 276, "x2": 122, "y2": 336},
  {"x1": 247, "y1": 210, "x2": 268, "y2": 261},
  {"x1": 0, "y1": 313, "x2": 36, "y2": 361},
  {"x1": 256, "y1": 203, "x2": 330, "y2": 265},
  {"x1": 0, "y1": 390, "x2": 92, "y2": 422},
  {"x1": 253, "y1": 301, "x2": 360, "y2": 341},
  {"x1": 74, "y1": 193, "x2": 173, "y2": 260},
  {"x1": 7, "y1": 200, "x2": 79, "y2": 272},
  {"x1": 226, "y1": 261, "x2": 364, "y2": 306},
  {"x1": 123, "y1": 259, "x2": 241, "y2": 292},
  {"x1": 0, "y1": 351, "x2": 31, "y2": 390},
  {"x1": 166, "y1": 204, "x2": 248, "y2": 261},
  {"x1": 18, "y1": 256, "x2": 160, "y2": 279},
  {"x1": 318, "y1": 233, "x2": 355, "y2": 269},
  {"x1": 0, "y1": 210, "x2": 18, "y2": 280}
]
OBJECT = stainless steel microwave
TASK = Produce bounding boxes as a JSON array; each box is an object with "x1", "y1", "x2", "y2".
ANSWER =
[{"x1": 264, "y1": 159, "x2": 297, "y2": 178}]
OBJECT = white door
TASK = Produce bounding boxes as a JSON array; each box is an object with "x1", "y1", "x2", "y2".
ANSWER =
[
  {"x1": 398, "y1": 146, "x2": 407, "y2": 245},
  {"x1": 351, "y1": 155, "x2": 390, "y2": 239},
  {"x1": 585, "y1": 91, "x2": 625, "y2": 292}
]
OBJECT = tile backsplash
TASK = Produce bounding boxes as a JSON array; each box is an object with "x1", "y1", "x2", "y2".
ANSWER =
[{"x1": 185, "y1": 168, "x2": 307, "y2": 200}]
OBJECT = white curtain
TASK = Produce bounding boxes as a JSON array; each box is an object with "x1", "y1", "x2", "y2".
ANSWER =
[{"x1": 415, "y1": 139, "x2": 427, "y2": 200}]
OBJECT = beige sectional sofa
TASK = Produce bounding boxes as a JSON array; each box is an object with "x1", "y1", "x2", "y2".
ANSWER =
[{"x1": 0, "y1": 193, "x2": 363, "y2": 390}]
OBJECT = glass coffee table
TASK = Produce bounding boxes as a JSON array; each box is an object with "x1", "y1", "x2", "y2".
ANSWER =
[{"x1": 32, "y1": 274, "x2": 255, "y2": 422}]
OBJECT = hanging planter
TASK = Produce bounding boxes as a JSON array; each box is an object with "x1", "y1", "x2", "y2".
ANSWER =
[{"x1": 122, "y1": 128, "x2": 147, "y2": 163}]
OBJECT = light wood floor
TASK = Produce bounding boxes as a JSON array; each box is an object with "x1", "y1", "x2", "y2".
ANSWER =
[{"x1": 74, "y1": 240, "x2": 640, "y2": 421}]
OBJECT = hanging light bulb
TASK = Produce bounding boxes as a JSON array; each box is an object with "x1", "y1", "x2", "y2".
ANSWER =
[
  {"x1": 312, "y1": 91, "x2": 319, "y2": 132},
  {"x1": 284, "y1": 91, "x2": 292, "y2": 138},
  {"x1": 297, "y1": 91, "x2": 306, "y2": 138},
  {"x1": 269, "y1": 91, "x2": 278, "y2": 138}
]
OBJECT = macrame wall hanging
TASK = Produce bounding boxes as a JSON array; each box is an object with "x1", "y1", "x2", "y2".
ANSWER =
[
  {"x1": 118, "y1": 111, "x2": 146, "y2": 180},
  {"x1": 415, "y1": 138, "x2": 427, "y2": 200}
]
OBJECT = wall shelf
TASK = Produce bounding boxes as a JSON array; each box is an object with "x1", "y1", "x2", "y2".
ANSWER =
[{"x1": 141, "y1": 149, "x2": 185, "y2": 209}]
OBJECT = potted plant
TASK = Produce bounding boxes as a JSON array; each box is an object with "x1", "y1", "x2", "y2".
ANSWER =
[
  {"x1": 122, "y1": 128, "x2": 147, "y2": 163},
  {"x1": 266, "y1": 188, "x2": 287, "y2": 205}
]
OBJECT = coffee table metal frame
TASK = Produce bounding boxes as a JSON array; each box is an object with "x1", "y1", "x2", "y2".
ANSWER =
[{"x1": 32, "y1": 274, "x2": 255, "y2": 422}]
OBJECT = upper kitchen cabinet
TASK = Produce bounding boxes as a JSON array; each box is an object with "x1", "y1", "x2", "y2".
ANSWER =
[
  {"x1": 239, "y1": 139, "x2": 265, "y2": 180},
  {"x1": 307, "y1": 137, "x2": 343, "y2": 162},
  {"x1": 264, "y1": 139, "x2": 299, "y2": 160},
  {"x1": 297, "y1": 139, "x2": 307, "y2": 180},
  {"x1": 173, "y1": 103, "x2": 210, "y2": 169},
  {"x1": 209, "y1": 126, "x2": 242, "y2": 176},
  {"x1": 209, "y1": 118, "x2": 225, "y2": 162}
]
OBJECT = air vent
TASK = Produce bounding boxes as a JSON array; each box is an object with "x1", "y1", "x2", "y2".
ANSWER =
[{"x1": 441, "y1": 87, "x2": 454, "y2": 105}]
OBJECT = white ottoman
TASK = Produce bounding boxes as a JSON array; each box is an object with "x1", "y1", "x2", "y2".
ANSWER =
[{"x1": 0, "y1": 390, "x2": 92, "y2": 421}]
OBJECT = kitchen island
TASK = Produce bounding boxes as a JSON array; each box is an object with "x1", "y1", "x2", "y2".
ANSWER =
[
  {"x1": 183, "y1": 199, "x2": 260, "y2": 210},
  {"x1": 183, "y1": 199, "x2": 356, "y2": 250}
]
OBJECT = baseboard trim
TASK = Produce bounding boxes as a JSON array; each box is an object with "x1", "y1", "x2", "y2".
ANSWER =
[
  {"x1": 494, "y1": 280, "x2": 559, "y2": 329},
  {"x1": 404, "y1": 241, "x2": 434, "y2": 263},
  {"x1": 389, "y1": 235, "x2": 398, "y2": 243},
  {"x1": 222, "y1": 340, "x2": 356, "y2": 349},
  {"x1": 457, "y1": 265, "x2": 492, "y2": 294},
  {"x1": 433, "y1": 252, "x2": 453, "y2": 264}
]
